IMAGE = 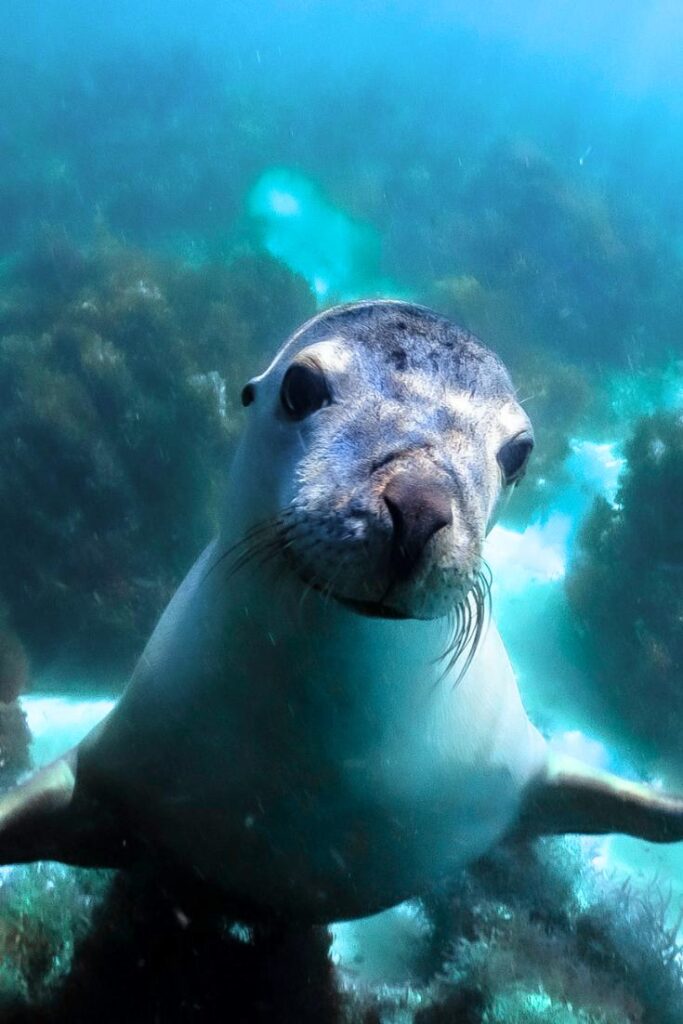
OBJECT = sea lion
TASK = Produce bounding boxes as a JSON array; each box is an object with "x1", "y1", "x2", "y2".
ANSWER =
[{"x1": 1, "y1": 299, "x2": 683, "y2": 923}]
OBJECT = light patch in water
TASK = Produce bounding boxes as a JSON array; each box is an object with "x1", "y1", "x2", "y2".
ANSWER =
[
  {"x1": 566, "y1": 438, "x2": 625, "y2": 505},
  {"x1": 267, "y1": 189, "x2": 300, "y2": 216},
  {"x1": 549, "y1": 729, "x2": 610, "y2": 770},
  {"x1": 23, "y1": 695, "x2": 115, "y2": 768},
  {"x1": 312, "y1": 275, "x2": 329, "y2": 298},
  {"x1": 488, "y1": 436, "x2": 623, "y2": 594},
  {"x1": 248, "y1": 167, "x2": 403, "y2": 305},
  {"x1": 486, "y1": 513, "x2": 571, "y2": 590},
  {"x1": 331, "y1": 900, "x2": 431, "y2": 987}
]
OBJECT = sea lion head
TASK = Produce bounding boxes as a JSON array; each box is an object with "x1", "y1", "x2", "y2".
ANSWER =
[{"x1": 233, "y1": 300, "x2": 532, "y2": 624}]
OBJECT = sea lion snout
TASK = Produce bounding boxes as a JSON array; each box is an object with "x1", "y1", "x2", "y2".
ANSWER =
[{"x1": 382, "y1": 471, "x2": 453, "y2": 580}]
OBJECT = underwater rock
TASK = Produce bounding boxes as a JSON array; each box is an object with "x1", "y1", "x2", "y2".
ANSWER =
[
  {"x1": 0, "y1": 702, "x2": 31, "y2": 783},
  {"x1": 0, "y1": 238, "x2": 313, "y2": 688},
  {"x1": 0, "y1": 615, "x2": 31, "y2": 781},
  {"x1": 336, "y1": 837, "x2": 683, "y2": 1023},
  {"x1": 0, "y1": 832, "x2": 681, "y2": 1021},
  {"x1": 566, "y1": 411, "x2": 683, "y2": 771},
  {"x1": 0, "y1": 623, "x2": 29, "y2": 705},
  {"x1": 0, "y1": 863, "x2": 113, "y2": 1011},
  {"x1": 0, "y1": 869, "x2": 340, "y2": 1024},
  {"x1": 3, "y1": 49, "x2": 680, "y2": 370},
  {"x1": 440, "y1": 140, "x2": 678, "y2": 365}
]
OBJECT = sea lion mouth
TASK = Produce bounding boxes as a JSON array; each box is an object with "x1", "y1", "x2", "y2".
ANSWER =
[
  {"x1": 334, "y1": 595, "x2": 410, "y2": 620},
  {"x1": 301, "y1": 575, "x2": 410, "y2": 619},
  {"x1": 324, "y1": 568, "x2": 494, "y2": 685},
  {"x1": 208, "y1": 518, "x2": 492, "y2": 683}
]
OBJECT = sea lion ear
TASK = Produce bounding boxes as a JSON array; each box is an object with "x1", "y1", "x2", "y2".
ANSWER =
[
  {"x1": 512, "y1": 753, "x2": 683, "y2": 844},
  {"x1": 241, "y1": 380, "x2": 256, "y2": 407}
]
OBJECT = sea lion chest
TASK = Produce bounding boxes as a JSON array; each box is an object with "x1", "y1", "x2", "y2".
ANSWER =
[{"x1": 89, "y1": 560, "x2": 544, "y2": 920}]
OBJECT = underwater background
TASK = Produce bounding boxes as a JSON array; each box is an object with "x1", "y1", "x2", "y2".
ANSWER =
[{"x1": 0, "y1": 0, "x2": 682, "y2": 1020}]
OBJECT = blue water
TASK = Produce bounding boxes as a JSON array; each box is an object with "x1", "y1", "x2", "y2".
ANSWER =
[{"x1": 1, "y1": 1, "x2": 683, "y2": 1020}]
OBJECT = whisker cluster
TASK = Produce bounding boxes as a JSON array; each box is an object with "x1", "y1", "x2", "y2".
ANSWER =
[
  {"x1": 438, "y1": 559, "x2": 493, "y2": 686},
  {"x1": 203, "y1": 511, "x2": 296, "y2": 588},
  {"x1": 205, "y1": 517, "x2": 494, "y2": 691}
]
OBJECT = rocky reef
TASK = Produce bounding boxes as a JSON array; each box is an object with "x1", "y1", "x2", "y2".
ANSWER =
[
  {"x1": 0, "y1": 837, "x2": 681, "y2": 1022},
  {"x1": 567, "y1": 411, "x2": 683, "y2": 771},
  {"x1": 0, "y1": 237, "x2": 313, "y2": 686}
]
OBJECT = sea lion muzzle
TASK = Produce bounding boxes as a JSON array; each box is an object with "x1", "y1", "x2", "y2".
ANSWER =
[{"x1": 382, "y1": 471, "x2": 453, "y2": 581}]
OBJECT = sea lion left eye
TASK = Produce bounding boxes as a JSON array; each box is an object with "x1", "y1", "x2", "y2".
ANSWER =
[
  {"x1": 498, "y1": 434, "x2": 534, "y2": 484},
  {"x1": 280, "y1": 362, "x2": 331, "y2": 420}
]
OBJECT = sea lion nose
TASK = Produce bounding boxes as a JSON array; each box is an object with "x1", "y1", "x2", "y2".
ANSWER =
[{"x1": 382, "y1": 472, "x2": 453, "y2": 580}]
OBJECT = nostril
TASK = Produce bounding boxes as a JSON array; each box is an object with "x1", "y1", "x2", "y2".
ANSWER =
[
  {"x1": 383, "y1": 491, "x2": 405, "y2": 535},
  {"x1": 382, "y1": 472, "x2": 453, "y2": 580}
]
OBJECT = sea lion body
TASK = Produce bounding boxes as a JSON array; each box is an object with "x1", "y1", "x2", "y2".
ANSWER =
[
  {"x1": 80, "y1": 300, "x2": 543, "y2": 920},
  {"x1": 3, "y1": 300, "x2": 683, "y2": 925},
  {"x1": 87, "y1": 539, "x2": 544, "y2": 921}
]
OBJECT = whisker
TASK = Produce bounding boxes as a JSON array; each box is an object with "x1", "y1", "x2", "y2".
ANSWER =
[
  {"x1": 434, "y1": 560, "x2": 493, "y2": 687},
  {"x1": 219, "y1": 539, "x2": 282, "y2": 590},
  {"x1": 322, "y1": 552, "x2": 353, "y2": 609},
  {"x1": 206, "y1": 513, "x2": 298, "y2": 593},
  {"x1": 203, "y1": 520, "x2": 279, "y2": 580},
  {"x1": 297, "y1": 571, "x2": 323, "y2": 620}
]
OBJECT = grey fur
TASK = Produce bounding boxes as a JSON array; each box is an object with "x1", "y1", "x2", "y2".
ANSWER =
[{"x1": 247, "y1": 300, "x2": 529, "y2": 620}]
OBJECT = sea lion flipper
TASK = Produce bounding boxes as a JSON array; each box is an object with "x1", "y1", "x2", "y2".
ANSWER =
[
  {"x1": 0, "y1": 754, "x2": 76, "y2": 864},
  {"x1": 514, "y1": 753, "x2": 683, "y2": 844},
  {"x1": 0, "y1": 750, "x2": 129, "y2": 868}
]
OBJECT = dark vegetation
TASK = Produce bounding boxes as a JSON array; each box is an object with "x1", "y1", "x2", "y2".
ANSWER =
[
  {"x1": 411, "y1": 839, "x2": 683, "y2": 1024},
  {"x1": 426, "y1": 140, "x2": 683, "y2": 365},
  {"x1": 567, "y1": 411, "x2": 683, "y2": 770},
  {"x1": 1, "y1": 840, "x2": 682, "y2": 1022},
  {"x1": 0, "y1": 236, "x2": 312, "y2": 684},
  {"x1": 0, "y1": 869, "x2": 340, "y2": 1023}
]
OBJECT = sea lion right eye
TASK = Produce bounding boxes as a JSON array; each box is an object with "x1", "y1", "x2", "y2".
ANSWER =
[{"x1": 280, "y1": 360, "x2": 332, "y2": 420}]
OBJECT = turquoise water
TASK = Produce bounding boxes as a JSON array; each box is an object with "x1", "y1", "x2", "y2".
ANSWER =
[{"x1": 0, "y1": 1, "x2": 683, "y2": 1020}]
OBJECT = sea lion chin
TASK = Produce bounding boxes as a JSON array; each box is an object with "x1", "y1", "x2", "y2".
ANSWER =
[{"x1": 1, "y1": 299, "x2": 683, "y2": 925}]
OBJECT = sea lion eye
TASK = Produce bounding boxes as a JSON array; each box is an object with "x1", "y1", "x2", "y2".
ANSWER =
[
  {"x1": 280, "y1": 361, "x2": 331, "y2": 420},
  {"x1": 498, "y1": 434, "x2": 534, "y2": 484}
]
